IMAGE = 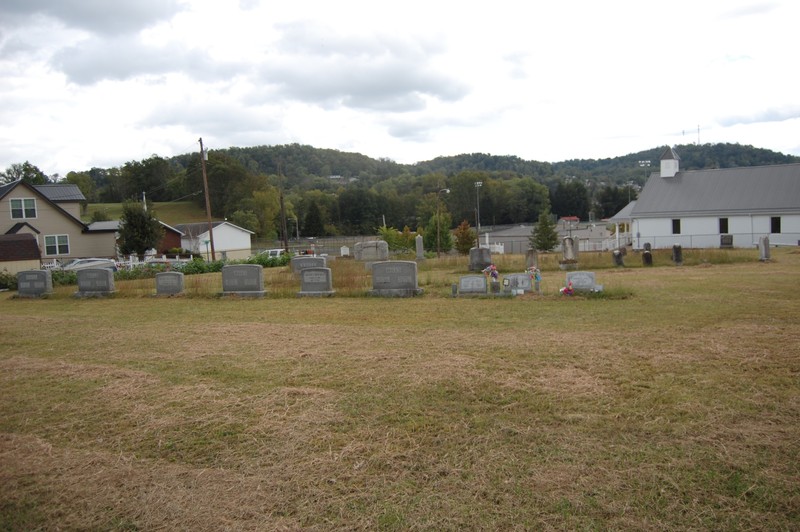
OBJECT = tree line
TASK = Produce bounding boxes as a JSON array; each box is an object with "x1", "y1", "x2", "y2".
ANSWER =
[{"x1": 3, "y1": 142, "x2": 796, "y2": 240}]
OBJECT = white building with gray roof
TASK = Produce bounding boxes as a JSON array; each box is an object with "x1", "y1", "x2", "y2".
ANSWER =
[{"x1": 611, "y1": 147, "x2": 800, "y2": 249}]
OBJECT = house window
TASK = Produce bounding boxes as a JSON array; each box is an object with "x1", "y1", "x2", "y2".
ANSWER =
[
  {"x1": 770, "y1": 217, "x2": 781, "y2": 234},
  {"x1": 719, "y1": 218, "x2": 728, "y2": 234},
  {"x1": 671, "y1": 219, "x2": 681, "y2": 234},
  {"x1": 10, "y1": 198, "x2": 37, "y2": 219},
  {"x1": 45, "y1": 235, "x2": 69, "y2": 255}
]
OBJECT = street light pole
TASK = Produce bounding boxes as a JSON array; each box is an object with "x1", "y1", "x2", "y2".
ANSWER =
[
  {"x1": 474, "y1": 181, "x2": 482, "y2": 248},
  {"x1": 436, "y1": 188, "x2": 450, "y2": 258}
]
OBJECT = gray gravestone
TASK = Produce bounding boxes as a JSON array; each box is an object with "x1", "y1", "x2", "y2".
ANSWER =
[
  {"x1": 222, "y1": 264, "x2": 265, "y2": 297},
  {"x1": 503, "y1": 273, "x2": 533, "y2": 295},
  {"x1": 354, "y1": 240, "x2": 389, "y2": 261},
  {"x1": 458, "y1": 275, "x2": 487, "y2": 296},
  {"x1": 16, "y1": 270, "x2": 52, "y2": 297},
  {"x1": 469, "y1": 247, "x2": 492, "y2": 272},
  {"x1": 672, "y1": 244, "x2": 683, "y2": 265},
  {"x1": 612, "y1": 249, "x2": 624, "y2": 267},
  {"x1": 758, "y1": 235, "x2": 770, "y2": 261},
  {"x1": 525, "y1": 249, "x2": 538, "y2": 270},
  {"x1": 565, "y1": 271, "x2": 603, "y2": 292},
  {"x1": 75, "y1": 268, "x2": 115, "y2": 297},
  {"x1": 298, "y1": 267, "x2": 335, "y2": 297},
  {"x1": 562, "y1": 237, "x2": 578, "y2": 261},
  {"x1": 415, "y1": 234, "x2": 424, "y2": 261},
  {"x1": 291, "y1": 255, "x2": 327, "y2": 275},
  {"x1": 369, "y1": 261, "x2": 423, "y2": 297},
  {"x1": 155, "y1": 271, "x2": 184, "y2": 295}
]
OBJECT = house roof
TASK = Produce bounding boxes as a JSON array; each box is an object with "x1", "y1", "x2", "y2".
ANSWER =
[
  {"x1": 35, "y1": 183, "x2": 86, "y2": 202},
  {"x1": 174, "y1": 221, "x2": 254, "y2": 237},
  {"x1": 607, "y1": 201, "x2": 637, "y2": 222},
  {"x1": 0, "y1": 233, "x2": 41, "y2": 262},
  {"x1": 5, "y1": 222, "x2": 41, "y2": 235},
  {"x1": 0, "y1": 179, "x2": 88, "y2": 230},
  {"x1": 631, "y1": 163, "x2": 800, "y2": 217}
]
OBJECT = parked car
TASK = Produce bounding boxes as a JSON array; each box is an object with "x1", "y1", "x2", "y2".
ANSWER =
[
  {"x1": 60, "y1": 258, "x2": 118, "y2": 272},
  {"x1": 258, "y1": 249, "x2": 286, "y2": 258}
]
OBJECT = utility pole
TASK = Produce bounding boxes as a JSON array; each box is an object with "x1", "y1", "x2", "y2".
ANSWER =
[
  {"x1": 278, "y1": 162, "x2": 289, "y2": 253},
  {"x1": 199, "y1": 138, "x2": 216, "y2": 261}
]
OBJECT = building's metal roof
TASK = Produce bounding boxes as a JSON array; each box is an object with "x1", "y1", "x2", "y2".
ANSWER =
[
  {"x1": 34, "y1": 183, "x2": 86, "y2": 202},
  {"x1": 0, "y1": 233, "x2": 41, "y2": 261},
  {"x1": 607, "y1": 201, "x2": 636, "y2": 222},
  {"x1": 630, "y1": 163, "x2": 800, "y2": 217}
]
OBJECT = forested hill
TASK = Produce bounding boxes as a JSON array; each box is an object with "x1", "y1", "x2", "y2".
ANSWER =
[{"x1": 209, "y1": 142, "x2": 799, "y2": 188}]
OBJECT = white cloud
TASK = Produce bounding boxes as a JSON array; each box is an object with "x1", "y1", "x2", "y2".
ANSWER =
[{"x1": 1, "y1": 0, "x2": 798, "y2": 176}]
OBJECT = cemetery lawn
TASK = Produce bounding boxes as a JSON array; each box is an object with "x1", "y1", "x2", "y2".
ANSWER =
[{"x1": 1, "y1": 249, "x2": 799, "y2": 530}]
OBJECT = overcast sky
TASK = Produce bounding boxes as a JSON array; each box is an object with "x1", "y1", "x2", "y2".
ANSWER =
[{"x1": 1, "y1": 0, "x2": 798, "y2": 177}]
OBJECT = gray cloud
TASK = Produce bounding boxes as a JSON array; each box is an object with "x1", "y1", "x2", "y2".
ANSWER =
[
  {"x1": 52, "y1": 36, "x2": 244, "y2": 85},
  {"x1": 719, "y1": 106, "x2": 800, "y2": 126},
  {"x1": 256, "y1": 21, "x2": 468, "y2": 112},
  {"x1": 0, "y1": 0, "x2": 183, "y2": 35}
]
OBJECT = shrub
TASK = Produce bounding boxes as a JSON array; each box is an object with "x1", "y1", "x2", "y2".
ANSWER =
[{"x1": 0, "y1": 271, "x2": 18, "y2": 290}]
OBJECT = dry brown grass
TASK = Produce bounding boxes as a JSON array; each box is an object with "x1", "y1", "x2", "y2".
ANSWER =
[{"x1": 1, "y1": 249, "x2": 799, "y2": 530}]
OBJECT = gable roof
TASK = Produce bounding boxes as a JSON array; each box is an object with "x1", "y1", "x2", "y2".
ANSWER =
[
  {"x1": 631, "y1": 163, "x2": 800, "y2": 218},
  {"x1": 174, "y1": 221, "x2": 254, "y2": 237},
  {"x1": 0, "y1": 179, "x2": 89, "y2": 230},
  {"x1": 0, "y1": 233, "x2": 41, "y2": 262},
  {"x1": 5, "y1": 222, "x2": 41, "y2": 235}
]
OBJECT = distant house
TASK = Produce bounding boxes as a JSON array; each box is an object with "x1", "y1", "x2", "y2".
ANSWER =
[
  {"x1": 0, "y1": 179, "x2": 117, "y2": 263},
  {"x1": 0, "y1": 233, "x2": 41, "y2": 274},
  {"x1": 173, "y1": 221, "x2": 254, "y2": 260},
  {"x1": 610, "y1": 147, "x2": 800, "y2": 249},
  {"x1": 89, "y1": 220, "x2": 185, "y2": 257}
]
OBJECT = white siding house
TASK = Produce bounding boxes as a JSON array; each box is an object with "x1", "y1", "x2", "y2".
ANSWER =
[
  {"x1": 174, "y1": 221, "x2": 254, "y2": 260},
  {"x1": 611, "y1": 147, "x2": 800, "y2": 249}
]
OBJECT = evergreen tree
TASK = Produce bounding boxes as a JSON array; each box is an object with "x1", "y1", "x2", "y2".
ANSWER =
[
  {"x1": 453, "y1": 220, "x2": 476, "y2": 255},
  {"x1": 530, "y1": 209, "x2": 559, "y2": 251},
  {"x1": 423, "y1": 212, "x2": 453, "y2": 253},
  {"x1": 118, "y1": 201, "x2": 164, "y2": 260},
  {"x1": 303, "y1": 200, "x2": 325, "y2": 237}
]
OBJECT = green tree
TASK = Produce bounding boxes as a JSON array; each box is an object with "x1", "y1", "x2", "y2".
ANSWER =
[
  {"x1": 118, "y1": 201, "x2": 164, "y2": 260},
  {"x1": 1, "y1": 161, "x2": 49, "y2": 185},
  {"x1": 229, "y1": 210, "x2": 259, "y2": 234},
  {"x1": 453, "y1": 220, "x2": 476, "y2": 255},
  {"x1": 303, "y1": 200, "x2": 325, "y2": 237},
  {"x1": 423, "y1": 212, "x2": 453, "y2": 253},
  {"x1": 530, "y1": 209, "x2": 559, "y2": 251}
]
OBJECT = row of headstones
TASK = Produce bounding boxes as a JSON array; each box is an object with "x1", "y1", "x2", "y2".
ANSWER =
[
  {"x1": 613, "y1": 236, "x2": 772, "y2": 268},
  {"x1": 455, "y1": 270, "x2": 602, "y2": 296},
  {"x1": 15, "y1": 259, "x2": 425, "y2": 298}
]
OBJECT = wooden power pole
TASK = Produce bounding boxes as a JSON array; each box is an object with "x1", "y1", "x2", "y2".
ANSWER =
[{"x1": 199, "y1": 137, "x2": 216, "y2": 261}]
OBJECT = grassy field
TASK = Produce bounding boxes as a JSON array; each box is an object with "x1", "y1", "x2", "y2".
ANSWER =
[
  {"x1": 83, "y1": 201, "x2": 210, "y2": 225},
  {"x1": 1, "y1": 249, "x2": 799, "y2": 530}
]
